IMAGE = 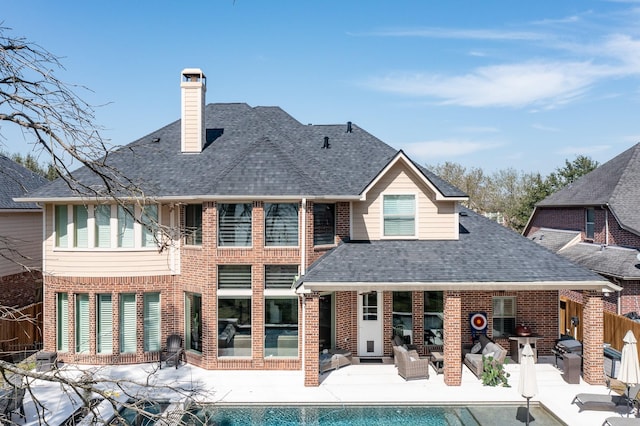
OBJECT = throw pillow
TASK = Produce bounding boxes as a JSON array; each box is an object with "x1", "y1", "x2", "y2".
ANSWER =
[
  {"x1": 397, "y1": 345, "x2": 407, "y2": 353},
  {"x1": 409, "y1": 356, "x2": 417, "y2": 362},
  {"x1": 471, "y1": 342, "x2": 482, "y2": 354},
  {"x1": 482, "y1": 342, "x2": 497, "y2": 356},
  {"x1": 484, "y1": 351, "x2": 495, "y2": 359}
]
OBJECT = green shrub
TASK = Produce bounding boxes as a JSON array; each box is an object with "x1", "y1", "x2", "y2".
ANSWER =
[{"x1": 481, "y1": 355, "x2": 510, "y2": 387}]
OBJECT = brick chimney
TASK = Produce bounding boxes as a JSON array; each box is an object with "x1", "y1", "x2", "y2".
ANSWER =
[{"x1": 181, "y1": 68, "x2": 206, "y2": 153}]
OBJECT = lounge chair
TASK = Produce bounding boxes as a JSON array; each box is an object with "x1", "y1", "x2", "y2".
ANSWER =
[
  {"x1": 394, "y1": 346, "x2": 429, "y2": 381},
  {"x1": 159, "y1": 334, "x2": 186, "y2": 369},
  {"x1": 603, "y1": 417, "x2": 640, "y2": 426},
  {"x1": 573, "y1": 384, "x2": 640, "y2": 413}
]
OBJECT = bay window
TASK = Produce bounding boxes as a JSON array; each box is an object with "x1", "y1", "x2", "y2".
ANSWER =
[
  {"x1": 117, "y1": 205, "x2": 135, "y2": 248},
  {"x1": 74, "y1": 205, "x2": 88, "y2": 248}
]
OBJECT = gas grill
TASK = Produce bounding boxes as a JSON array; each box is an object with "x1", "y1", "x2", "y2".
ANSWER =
[{"x1": 552, "y1": 338, "x2": 583, "y2": 367}]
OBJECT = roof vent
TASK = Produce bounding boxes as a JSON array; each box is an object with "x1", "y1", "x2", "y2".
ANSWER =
[
  {"x1": 459, "y1": 211, "x2": 468, "y2": 216},
  {"x1": 346, "y1": 121, "x2": 353, "y2": 133},
  {"x1": 322, "y1": 136, "x2": 331, "y2": 149},
  {"x1": 152, "y1": 137, "x2": 160, "y2": 143}
]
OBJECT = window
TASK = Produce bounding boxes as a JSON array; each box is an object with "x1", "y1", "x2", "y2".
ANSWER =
[
  {"x1": 120, "y1": 293, "x2": 137, "y2": 353},
  {"x1": 313, "y1": 203, "x2": 335, "y2": 246},
  {"x1": 218, "y1": 265, "x2": 252, "y2": 289},
  {"x1": 493, "y1": 296, "x2": 516, "y2": 338},
  {"x1": 97, "y1": 294, "x2": 113, "y2": 354},
  {"x1": 57, "y1": 293, "x2": 69, "y2": 352},
  {"x1": 362, "y1": 292, "x2": 378, "y2": 321},
  {"x1": 218, "y1": 203, "x2": 252, "y2": 247},
  {"x1": 55, "y1": 205, "x2": 68, "y2": 248},
  {"x1": 265, "y1": 265, "x2": 298, "y2": 289},
  {"x1": 75, "y1": 293, "x2": 89, "y2": 353},
  {"x1": 218, "y1": 297, "x2": 251, "y2": 357},
  {"x1": 141, "y1": 205, "x2": 158, "y2": 248},
  {"x1": 185, "y1": 204, "x2": 203, "y2": 246},
  {"x1": 264, "y1": 203, "x2": 298, "y2": 246},
  {"x1": 185, "y1": 293, "x2": 202, "y2": 352},
  {"x1": 586, "y1": 208, "x2": 595, "y2": 240},
  {"x1": 392, "y1": 291, "x2": 412, "y2": 343},
  {"x1": 74, "y1": 205, "x2": 89, "y2": 248},
  {"x1": 95, "y1": 205, "x2": 112, "y2": 248},
  {"x1": 117, "y1": 205, "x2": 135, "y2": 248},
  {"x1": 144, "y1": 293, "x2": 161, "y2": 352},
  {"x1": 383, "y1": 195, "x2": 415, "y2": 237},
  {"x1": 265, "y1": 298, "x2": 298, "y2": 357},
  {"x1": 424, "y1": 291, "x2": 443, "y2": 346}
]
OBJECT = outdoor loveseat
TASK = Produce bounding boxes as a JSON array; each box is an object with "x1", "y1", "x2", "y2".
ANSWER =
[{"x1": 463, "y1": 334, "x2": 508, "y2": 378}]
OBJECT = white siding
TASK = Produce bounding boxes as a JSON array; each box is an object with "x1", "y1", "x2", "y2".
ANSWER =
[
  {"x1": 0, "y1": 211, "x2": 43, "y2": 276},
  {"x1": 352, "y1": 162, "x2": 458, "y2": 240},
  {"x1": 43, "y1": 204, "x2": 178, "y2": 277}
]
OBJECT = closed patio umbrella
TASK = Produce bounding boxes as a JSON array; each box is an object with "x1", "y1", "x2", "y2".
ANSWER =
[
  {"x1": 618, "y1": 330, "x2": 640, "y2": 417},
  {"x1": 518, "y1": 343, "x2": 538, "y2": 426}
]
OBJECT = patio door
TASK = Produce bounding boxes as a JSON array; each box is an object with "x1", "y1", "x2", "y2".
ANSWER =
[{"x1": 358, "y1": 291, "x2": 383, "y2": 357}]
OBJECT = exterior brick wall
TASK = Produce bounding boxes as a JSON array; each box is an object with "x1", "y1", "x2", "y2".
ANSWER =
[
  {"x1": 582, "y1": 291, "x2": 605, "y2": 385},
  {"x1": 0, "y1": 270, "x2": 42, "y2": 308}
]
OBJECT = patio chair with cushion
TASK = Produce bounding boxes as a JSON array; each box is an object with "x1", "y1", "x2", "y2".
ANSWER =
[
  {"x1": 159, "y1": 334, "x2": 186, "y2": 369},
  {"x1": 572, "y1": 384, "x2": 640, "y2": 413},
  {"x1": 394, "y1": 346, "x2": 429, "y2": 381}
]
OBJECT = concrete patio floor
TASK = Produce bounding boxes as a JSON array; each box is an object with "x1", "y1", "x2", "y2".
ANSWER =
[{"x1": 16, "y1": 356, "x2": 636, "y2": 425}]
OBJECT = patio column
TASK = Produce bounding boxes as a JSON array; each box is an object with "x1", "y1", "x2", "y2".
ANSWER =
[
  {"x1": 443, "y1": 290, "x2": 462, "y2": 386},
  {"x1": 304, "y1": 292, "x2": 320, "y2": 387},
  {"x1": 582, "y1": 290, "x2": 605, "y2": 385}
]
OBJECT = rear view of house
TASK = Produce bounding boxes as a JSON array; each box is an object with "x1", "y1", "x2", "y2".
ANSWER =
[{"x1": 20, "y1": 69, "x2": 615, "y2": 387}]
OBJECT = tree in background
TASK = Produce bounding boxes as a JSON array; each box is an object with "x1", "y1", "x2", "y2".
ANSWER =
[
  {"x1": 428, "y1": 155, "x2": 599, "y2": 233},
  {"x1": 4, "y1": 152, "x2": 57, "y2": 180}
]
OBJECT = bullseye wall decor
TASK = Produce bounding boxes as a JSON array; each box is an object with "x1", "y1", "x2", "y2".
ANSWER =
[{"x1": 469, "y1": 311, "x2": 488, "y2": 338}]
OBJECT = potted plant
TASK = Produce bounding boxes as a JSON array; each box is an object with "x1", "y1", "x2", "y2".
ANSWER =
[{"x1": 481, "y1": 355, "x2": 510, "y2": 387}]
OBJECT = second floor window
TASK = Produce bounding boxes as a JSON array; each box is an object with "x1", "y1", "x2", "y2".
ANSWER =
[
  {"x1": 265, "y1": 203, "x2": 298, "y2": 246},
  {"x1": 219, "y1": 203, "x2": 252, "y2": 247},
  {"x1": 313, "y1": 203, "x2": 335, "y2": 246},
  {"x1": 585, "y1": 208, "x2": 595, "y2": 240},
  {"x1": 185, "y1": 204, "x2": 203, "y2": 246},
  {"x1": 383, "y1": 194, "x2": 416, "y2": 237}
]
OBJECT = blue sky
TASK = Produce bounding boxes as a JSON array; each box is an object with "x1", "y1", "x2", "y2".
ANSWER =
[{"x1": 3, "y1": 1, "x2": 640, "y2": 175}]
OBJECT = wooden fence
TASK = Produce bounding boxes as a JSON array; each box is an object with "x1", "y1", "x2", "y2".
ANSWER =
[
  {"x1": 0, "y1": 302, "x2": 43, "y2": 355},
  {"x1": 561, "y1": 297, "x2": 640, "y2": 358}
]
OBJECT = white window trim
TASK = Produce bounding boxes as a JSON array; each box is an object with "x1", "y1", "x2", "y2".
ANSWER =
[{"x1": 380, "y1": 193, "x2": 418, "y2": 240}]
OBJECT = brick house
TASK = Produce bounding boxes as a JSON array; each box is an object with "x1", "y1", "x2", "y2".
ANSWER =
[
  {"x1": 19, "y1": 69, "x2": 615, "y2": 387},
  {"x1": 524, "y1": 143, "x2": 640, "y2": 319},
  {"x1": 0, "y1": 154, "x2": 47, "y2": 308}
]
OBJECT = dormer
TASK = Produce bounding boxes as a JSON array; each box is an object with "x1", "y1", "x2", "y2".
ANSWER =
[{"x1": 181, "y1": 68, "x2": 206, "y2": 153}]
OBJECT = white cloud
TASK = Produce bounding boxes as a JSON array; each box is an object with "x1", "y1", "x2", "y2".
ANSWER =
[
  {"x1": 531, "y1": 123, "x2": 560, "y2": 132},
  {"x1": 556, "y1": 145, "x2": 611, "y2": 156},
  {"x1": 367, "y1": 61, "x2": 598, "y2": 108},
  {"x1": 402, "y1": 140, "x2": 503, "y2": 160},
  {"x1": 355, "y1": 28, "x2": 546, "y2": 41}
]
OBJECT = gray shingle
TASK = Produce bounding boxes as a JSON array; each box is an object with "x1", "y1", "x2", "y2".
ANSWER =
[
  {"x1": 0, "y1": 155, "x2": 48, "y2": 209},
  {"x1": 25, "y1": 103, "x2": 466, "y2": 200},
  {"x1": 537, "y1": 143, "x2": 640, "y2": 234},
  {"x1": 302, "y1": 208, "x2": 605, "y2": 285},
  {"x1": 558, "y1": 243, "x2": 640, "y2": 280},
  {"x1": 528, "y1": 228, "x2": 581, "y2": 253}
]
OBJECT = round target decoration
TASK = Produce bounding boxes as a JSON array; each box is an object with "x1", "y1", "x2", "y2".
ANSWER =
[{"x1": 470, "y1": 312, "x2": 488, "y2": 334}]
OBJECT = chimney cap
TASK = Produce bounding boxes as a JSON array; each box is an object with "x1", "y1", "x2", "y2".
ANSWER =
[{"x1": 181, "y1": 68, "x2": 206, "y2": 83}]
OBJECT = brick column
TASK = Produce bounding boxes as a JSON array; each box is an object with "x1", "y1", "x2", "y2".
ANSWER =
[
  {"x1": 444, "y1": 290, "x2": 462, "y2": 386},
  {"x1": 583, "y1": 290, "x2": 605, "y2": 385},
  {"x1": 413, "y1": 291, "x2": 424, "y2": 354},
  {"x1": 304, "y1": 292, "x2": 320, "y2": 387}
]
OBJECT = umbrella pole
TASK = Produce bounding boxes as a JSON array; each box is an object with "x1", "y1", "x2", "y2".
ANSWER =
[
  {"x1": 526, "y1": 397, "x2": 530, "y2": 426},
  {"x1": 628, "y1": 385, "x2": 631, "y2": 418}
]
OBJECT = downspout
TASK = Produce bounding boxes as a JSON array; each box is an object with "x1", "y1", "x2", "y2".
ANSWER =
[
  {"x1": 301, "y1": 198, "x2": 307, "y2": 275},
  {"x1": 39, "y1": 202, "x2": 46, "y2": 349}
]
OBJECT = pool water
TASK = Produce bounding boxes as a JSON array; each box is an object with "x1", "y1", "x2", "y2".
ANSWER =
[{"x1": 179, "y1": 404, "x2": 565, "y2": 425}]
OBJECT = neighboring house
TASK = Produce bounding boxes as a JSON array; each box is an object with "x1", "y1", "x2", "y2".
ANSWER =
[
  {"x1": 19, "y1": 69, "x2": 615, "y2": 387},
  {"x1": 0, "y1": 155, "x2": 47, "y2": 308},
  {"x1": 524, "y1": 143, "x2": 640, "y2": 319}
]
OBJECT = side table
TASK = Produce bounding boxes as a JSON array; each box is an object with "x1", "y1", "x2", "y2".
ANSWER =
[{"x1": 430, "y1": 351, "x2": 444, "y2": 375}]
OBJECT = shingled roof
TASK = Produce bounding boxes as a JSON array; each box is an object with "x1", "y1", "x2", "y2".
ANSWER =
[
  {"x1": 24, "y1": 103, "x2": 465, "y2": 200},
  {"x1": 300, "y1": 208, "x2": 611, "y2": 291},
  {"x1": 537, "y1": 142, "x2": 640, "y2": 235},
  {"x1": 0, "y1": 154, "x2": 48, "y2": 209}
]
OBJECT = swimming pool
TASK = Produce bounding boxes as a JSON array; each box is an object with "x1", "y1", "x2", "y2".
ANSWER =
[{"x1": 179, "y1": 404, "x2": 565, "y2": 425}]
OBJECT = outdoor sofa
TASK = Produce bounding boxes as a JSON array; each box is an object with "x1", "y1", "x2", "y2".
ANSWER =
[{"x1": 463, "y1": 334, "x2": 508, "y2": 378}]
